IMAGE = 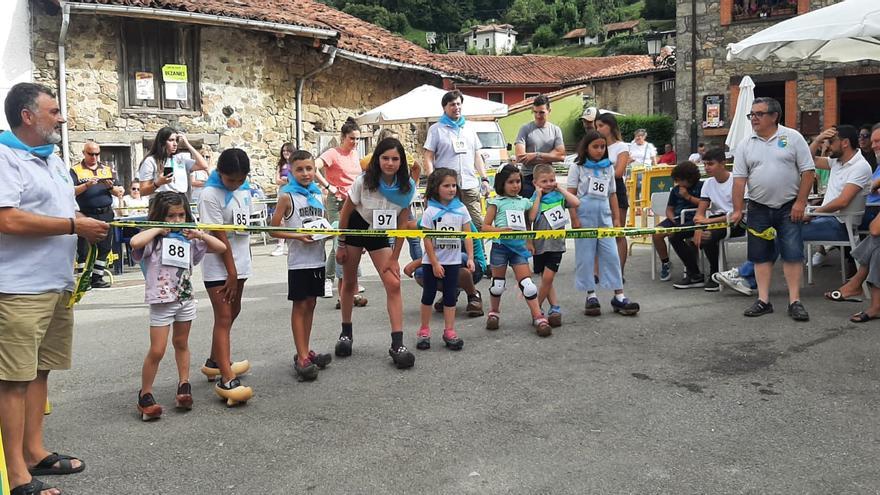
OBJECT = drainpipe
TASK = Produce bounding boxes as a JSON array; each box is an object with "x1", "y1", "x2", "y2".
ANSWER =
[
  {"x1": 690, "y1": 0, "x2": 698, "y2": 150},
  {"x1": 58, "y1": 1, "x2": 71, "y2": 165},
  {"x1": 296, "y1": 45, "x2": 337, "y2": 149}
]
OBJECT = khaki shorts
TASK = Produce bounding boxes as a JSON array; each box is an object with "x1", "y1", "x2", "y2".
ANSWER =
[{"x1": 0, "y1": 291, "x2": 74, "y2": 382}]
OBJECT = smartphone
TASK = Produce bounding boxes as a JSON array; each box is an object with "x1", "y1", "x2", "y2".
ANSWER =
[{"x1": 163, "y1": 165, "x2": 173, "y2": 176}]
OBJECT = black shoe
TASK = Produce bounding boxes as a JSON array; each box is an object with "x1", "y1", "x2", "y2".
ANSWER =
[
  {"x1": 584, "y1": 296, "x2": 601, "y2": 316},
  {"x1": 703, "y1": 279, "x2": 721, "y2": 292},
  {"x1": 744, "y1": 299, "x2": 773, "y2": 317},
  {"x1": 334, "y1": 336, "x2": 352, "y2": 357},
  {"x1": 672, "y1": 273, "x2": 705, "y2": 289},
  {"x1": 216, "y1": 377, "x2": 242, "y2": 390},
  {"x1": 90, "y1": 277, "x2": 111, "y2": 289},
  {"x1": 308, "y1": 350, "x2": 332, "y2": 369},
  {"x1": 433, "y1": 299, "x2": 443, "y2": 313},
  {"x1": 389, "y1": 345, "x2": 415, "y2": 369},
  {"x1": 294, "y1": 357, "x2": 319, "y2": 382},
  {"x1": 787, "y1": 300, "x2": 810, "y2": 321}
]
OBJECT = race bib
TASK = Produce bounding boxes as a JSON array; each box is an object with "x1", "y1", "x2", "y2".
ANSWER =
[
  {"x1": 505, "y1": 209, "x2": 527, "y2": 231},
  {"x1": 161, "y1": 237, "x2": 191, "y2": 269},
  {"x1": 303, "y1": 218, "x2": 332, "y2": 241},
  {"x1": 231, "y1": 205, "x2": 250, "y2": 235},
  {"x1": 435, "y1": 219, "x2": 461, "y2": 251},
  {"x1": 452, "y1": 137, "x2": 467, "y2": 154},
  {"x1": 372, "y1": 209, "x2": 397, "y2": 230},
  {"x1": 543, "y1": 205, "x2": 568, "y2": 230},
  {"x1": 586, "y1": 176, "x2": 610, "y2": 198}
]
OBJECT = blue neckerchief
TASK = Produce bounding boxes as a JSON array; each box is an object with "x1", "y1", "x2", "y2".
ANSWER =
[
  {"x1": 0, "y1": 131, "x2": 56, "y2": 158},
  {"x1": 439, "y1": 114, "x2": 466, "y2": 135},
  {"x1": 204, "y1": 170, "x2": 250, "y2": 207},
  {"x1": 166, "y1": 231, "x2": 189, "y2": 242},
  {"x1": 378, "y1": 176, "x2": 416, "y2": 208},
  {"x1": 427, "y1": 198, "x2": 466, "y2": 222},
  {"x1": 581, "y1": 158, "x2": 612, "y2": 177},
  {"x1": 281, "y1": 179, "x2": 324, "y2": 210}
]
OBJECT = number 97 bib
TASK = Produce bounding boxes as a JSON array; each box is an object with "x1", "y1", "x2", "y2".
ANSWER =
[{"x1": 372, "y1": 209, "x2": 397, "y2": 230}]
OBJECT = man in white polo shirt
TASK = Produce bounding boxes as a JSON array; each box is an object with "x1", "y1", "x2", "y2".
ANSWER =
[
  {"x1": 805, "y1": 125, "x2": 872, "y2": 241},
  {"x1": 730, "y1": 97, "x2": 815, "y2": 321},
  {"x1": 0, "y1": 83, "x2": 108, "y2": 495},
  {"x1": 423, "y1": 90, "x2": 491, "y2": 226}
]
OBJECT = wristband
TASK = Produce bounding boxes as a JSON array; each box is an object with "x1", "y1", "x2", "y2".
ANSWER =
[
  {"x1": 323, "y1": 183, "x2": 330, "y2": 190},
  {"x1": 481, "y1": 177, "x2": 489, "y2": 182},
  {"x1": 69, "y1": 218, "x2": 75, "y2": 235}
]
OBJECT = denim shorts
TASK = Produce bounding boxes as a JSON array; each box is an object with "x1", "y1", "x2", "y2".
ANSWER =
[
  {"x1": 747, "y1": 200, "x2": 803, "y2": 263},
  {"x1": 490, "y1": 242, "x2": 530, "y2": 268}
]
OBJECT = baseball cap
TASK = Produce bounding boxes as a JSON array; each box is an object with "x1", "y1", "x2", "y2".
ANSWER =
[{"x1": 581, "y1": 107, "x2": 598, "y2": 122}]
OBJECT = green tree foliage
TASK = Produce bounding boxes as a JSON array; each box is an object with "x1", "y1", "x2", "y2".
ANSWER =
[
  {"x1": 642, "y1": 0, "x2": 675, "y2": 19},
  {"x1": 531, "y1": 25, "x2": 559, "y2": 48},
  {"x1": 342, "y1": 3, "x2": 410, "y2": 32},
  {"x1": 618, "y1": 115, "x2": 675, "y2": 146}
]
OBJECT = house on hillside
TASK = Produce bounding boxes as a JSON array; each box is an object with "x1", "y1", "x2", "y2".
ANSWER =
[
  {"x1": 465, "y1": 24, "x2": 517, "y2": 55},
  {"x1": 562, "y1": 28, "x2": 600, "y2": 46},
  {"x1": 26, "y1": 0, "x2": 456, "y2": 189},
  {"x1": 439, "y1": 54, "x2": 675, "y2": 118},
  {"x1": 674, "y1": 0, "x2": 880, "y2": 156},
  {"x1": 604, "y1": 20, "x2": 640, "y2": 39}
]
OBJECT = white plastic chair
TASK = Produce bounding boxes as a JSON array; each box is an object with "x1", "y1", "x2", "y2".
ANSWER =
[
  {"x1": 804, "y1": 202, "x2": 864, "y2": 285},
  {"x1": 717, "y1": 212, "x2": 748, "y2": 272},
  {"x1": 649, "y1": 191, "x2": 670, "y2": 280},
  {"x1": 249, "y1": 203, "x2": 269, "y2": 246}
]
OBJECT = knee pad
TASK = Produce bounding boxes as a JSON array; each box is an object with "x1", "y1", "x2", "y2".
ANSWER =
[
  {"x1": 489, "y1": 277, "x2": 506, "y2": 297},
  {"x1": 518, "y1": 278, "x2": 538, "y2": 300}
]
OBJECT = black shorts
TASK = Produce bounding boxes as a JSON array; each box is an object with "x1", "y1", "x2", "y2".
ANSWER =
[
  {"x1": 288, "y1": 267, "x2": 326, "y2": 301},
  {"x1": 615, "y1": 177, "x2": 629, "y2": 210},
  {"x1": 533, "y1": 251, "x2": 563, "y2": 274},
  {"x1": 344, "y1": 210, "x2": 391, "y2": 252},
  {"x1": 204, "y1": 278, "x2": 248, "y2": 289}
]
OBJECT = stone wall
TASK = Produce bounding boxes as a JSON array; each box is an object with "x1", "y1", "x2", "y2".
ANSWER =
[
  {"x1": 593, "y1": 75, "x2": 655, "y2": 116},
  {"x1": 674, "y1": 0, "x2": 872, "y2": 157},
  {"x1": 31, "y1": 6, "x2": 436, "y2": 190}
]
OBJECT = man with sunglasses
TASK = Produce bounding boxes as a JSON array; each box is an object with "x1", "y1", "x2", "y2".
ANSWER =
[
  {"x1": 70, "y1": 141, "x2": 123, "y2": 289},
  {"x1": 730, "y1": 97, "x2": 815, "y2": 321}
]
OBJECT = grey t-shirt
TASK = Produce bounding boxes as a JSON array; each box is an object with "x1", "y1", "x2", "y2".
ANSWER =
[
  {"x1": 137, "y1": 155, "x2": 196, "y2": 198},
  {"x1": 515, "y1": 122, "x2": 564, "y2": 176},
  {"x1": 732, "y1": 125, "x2": 814, "y2": 208},
  {"x1": 533, "y1": 199, "x2": 568, "y2": 254}
]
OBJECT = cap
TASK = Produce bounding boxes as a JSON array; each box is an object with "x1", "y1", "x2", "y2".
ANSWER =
[{"x1": 581, "y1": 107, "x2": 598, "y2": 122}]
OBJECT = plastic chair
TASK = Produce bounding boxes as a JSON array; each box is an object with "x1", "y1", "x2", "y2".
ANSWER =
[
  {"x1": 804, "y1": 202, "x2": 864, "y2": 285},
  {"x1": 249, "y1": 203, "x2": 269, "y2": 246},
  {"x1": 649, "y1": 191, "x2": 670, "y2": 280},
  {"x1": 717, "y1": 212, "x2": 748, "y2": 272}
]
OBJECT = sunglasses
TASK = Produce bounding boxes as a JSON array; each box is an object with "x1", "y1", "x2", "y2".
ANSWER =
[
  {"x1": 859, "y1": 133, "x2": 870, "y2": 139},
  {"x1": 86, "y1": 152, "x2": 100, "y2": 157},
  {"x1": 131, "y1": 188, "x2": 140, "y2": 192}
]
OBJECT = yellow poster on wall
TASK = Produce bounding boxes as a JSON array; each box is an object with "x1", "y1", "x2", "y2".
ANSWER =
[{"x1": 161, "y1": 64, "x2": 188, "y2": 101}]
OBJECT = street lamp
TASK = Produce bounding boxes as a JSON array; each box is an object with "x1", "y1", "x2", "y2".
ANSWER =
[
  {"x1": 646, "y1": 31, "x2": 663, "y2": 60},
  {"x1": 646, "y1": 31, "x2": 675, "y2": 69}
]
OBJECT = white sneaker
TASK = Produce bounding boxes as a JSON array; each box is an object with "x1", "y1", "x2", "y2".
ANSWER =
[
  {"x1": 711, "y1": 267, "x2": 739, "y2": 283},
  {"x1": 270, "y1": 244, "x2": 285, "y2": 257},
  {"x1": 715, "y1": 272, "x2": 754, "y2": 296},
  {"x1": 322, "y1": 279, "x2": 334, "y2": 298},
  {"x1": 811, "y1": 251, "x2": 826, "y2": 267},
  {"x1": 358, "y1": 285, "x2": 365, "y2": 293}
]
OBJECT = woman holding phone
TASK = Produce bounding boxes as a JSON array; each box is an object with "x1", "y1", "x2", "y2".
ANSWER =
[{"x1": 137, "y1": 126, "x2": 208, "y2": 199}]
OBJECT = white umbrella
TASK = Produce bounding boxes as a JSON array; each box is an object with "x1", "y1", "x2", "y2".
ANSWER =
[
  {"x1": 725, "y1": 76, "x2": 756, "y2": 153},
  {"x1": 726, "y1": 0, "x2": 880, "y2": 62},
  {"x1": 355, "y1": 85, "x2": 508, "y2": 125}
]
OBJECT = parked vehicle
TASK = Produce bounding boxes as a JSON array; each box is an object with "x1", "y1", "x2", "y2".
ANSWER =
[{"x1": 469, "y1": 120, "x2": 510, "y2": 168}]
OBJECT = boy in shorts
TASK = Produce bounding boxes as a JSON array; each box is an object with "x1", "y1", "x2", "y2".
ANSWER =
[
  {"x1": 528, "y1": 164, "x2": 580, "y2": 327},
  {"x1": 270, "y1": 150, "x2": 333, "y2": 381}
]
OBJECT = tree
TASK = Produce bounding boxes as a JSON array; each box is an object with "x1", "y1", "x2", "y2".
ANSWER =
[
  {"x1": 580, "y1": 0, "x2": 602, "y2": 37},
  {"x1": 642, "y1": 0, "x2": 675, "y2": 19},
  {"x1": 531, "y1": 25, "x2": 558, "y2": 48},
  {"x1": 342, "y1": 4, "x2": 410, "y2": 33}
]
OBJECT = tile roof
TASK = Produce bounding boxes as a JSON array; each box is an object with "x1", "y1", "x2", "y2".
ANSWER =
[
  {"x1": 473, "y1": 23, "x2": 517, "y2": 34},
  {"x1": 604, "y1": 20, "x2": 640, "y2": 32},
  {"x1": 438, "y1": 54, "x2": 662, "y2": 86},
  {"x1": 61, "y1": 0, "x2": 447, "y2": 75},
  {"x1": 562, "y1": 28, "x2": 588, "y2": 39}
]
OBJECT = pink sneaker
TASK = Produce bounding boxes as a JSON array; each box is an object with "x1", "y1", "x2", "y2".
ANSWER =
[
  {"x1": 416, "y1": 326, "x2": 431, "y2": 350},
  {"x1": 442, "y1": 328, "x2": 463, "y2": 351}
]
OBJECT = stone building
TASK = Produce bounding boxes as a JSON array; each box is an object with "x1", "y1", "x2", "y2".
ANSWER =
[
  {"x1": 674, "y1": 0, "x2": 880, "y2": 156},
  {"x1": 28, "y1": 0, "x2": 455, "y2": 190}
]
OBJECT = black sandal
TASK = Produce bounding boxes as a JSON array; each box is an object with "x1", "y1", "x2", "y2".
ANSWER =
[
  {"x1": 850, "y1": 311, "x2": 879, "y2": 323},
  {"x1": 29, "y1": 452, "x2": 85, "y2": 476},
  {"x1": 11, "y1": 478, "x2": 59, "y2": 495}
]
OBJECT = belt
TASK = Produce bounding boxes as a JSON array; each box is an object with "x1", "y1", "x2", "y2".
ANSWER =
[{"x1": 83, "y1": 206, "x2": 112, "y2": 215}]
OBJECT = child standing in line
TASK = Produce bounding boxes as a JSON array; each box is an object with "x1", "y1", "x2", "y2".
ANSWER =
[
  {"x1": 269, "y1": 150, "x2": 333, "y2": 381},
  {"x1": 132, "y1": 191, "x2": 226, "y2": 421},
  {"x1": 482, "y1": 164, "x2": 552, "y2": 337},
  {"x1": 417, "y1": 169, "x2": 474, "y2": 351},
  {"x1": 569, "y1": 131, "x2": 640, "y2": 316},
  {"x1": 198, "y1": 148, "x2": 254, "y2": 404},
  {"x1": 335, "y1": 137, "x2": 416, "y2": 369},
  {"x1": 528, "y1": 163, "x2": 580, "y2": 327}
]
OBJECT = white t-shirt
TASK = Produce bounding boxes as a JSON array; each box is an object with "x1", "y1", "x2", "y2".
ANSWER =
[
  {"x1": 608, "y1": 141, "x2": 629, "y2": 177},
  {"x1": 122, "y1": 195, "x2": 149, "y2": 216},
  {"x1": 284, "y1": 192, "x2": 327, "y2": 270},
  {"x1": 420, "y1": 204, "x2": 471, "y2": 266},
  {"x1": 567, "y1": 162, "x2": 617, "y2": 198},
  {"x1": 823, "y1": 150, "x2": 873, "y2": 223},
  {"x1": 424, "y1": 122, "x2": 481, "y2": 190},
  {"x1": 191, "y1": 169, "x2": 210, "y2": 203},
  {"x1": 347, "y1": 175, "x2": 410, "y2": 227},
  {"x1": 137, "y1": 155, "x2": 196, "y2": 197},
  {"x1": 0, "y1": 145, "x2": 78, "y2": 294},
  {"x1": 198, "y1": 186, "x2": 253, "y2": 281},
  {"x1": 628, "y1": 141, "x2": 657, "y2": 165},
  {"x1": 688, "y1": 152, "x2": 702, "y2": 164},
  {"x1": 699, "y1": 175, "x2": 735, "y2": 216}
]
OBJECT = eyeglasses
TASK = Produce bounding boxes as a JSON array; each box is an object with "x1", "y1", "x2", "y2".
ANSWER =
[
  {"x1": 746, "y1": 111, "x2": 775, "y2": 119},
  {"x1": 859, "y1": 133, "x2": 870, "y2": 139},
  {"x1": 86, "y1": 152, "x2": 100, "y2": 157},
  {"x1": 130, "y1": 188, "x2": 140, "y2": 192}
]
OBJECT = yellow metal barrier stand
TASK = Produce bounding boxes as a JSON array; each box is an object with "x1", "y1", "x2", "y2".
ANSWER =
[
  {"x1": 627, "y1": 165, "x2": 674, "y2": 248},
  {"x1": 1, "y1": 423, "x2": 9, "y2": 495}
]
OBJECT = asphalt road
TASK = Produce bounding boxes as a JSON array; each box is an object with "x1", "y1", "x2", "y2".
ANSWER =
[{"x1": 39, "y1": 241, "x2": 880, "y2": 494}]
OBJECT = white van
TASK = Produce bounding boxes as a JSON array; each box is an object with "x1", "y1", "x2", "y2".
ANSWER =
[{"x1": 469, "y1": 120, "x2": 510, "y2": 167}]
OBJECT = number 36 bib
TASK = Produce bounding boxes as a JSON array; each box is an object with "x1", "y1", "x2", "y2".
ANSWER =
[
  {"x1": 162, "y1": 237, "x2": 191, "y2": 269},
  {"x1": 586, "y1": 175, "x2": 610, "y2": 198}
]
